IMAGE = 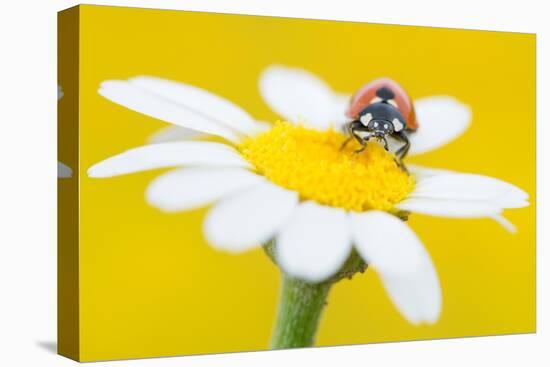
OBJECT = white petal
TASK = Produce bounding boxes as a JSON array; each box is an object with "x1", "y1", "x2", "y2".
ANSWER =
[
  {"x1": 250, "y1": 120, "x2": 273, "y2": 136},
  {"x1": 332, "y1": 93, "x2": 352, "y2": 128},
  {"x1": 99, "y1": 80, "x2": 241, "y2": 142},
  {"x1": 350, "y1": 211, "x2": 441, "y2": 324},
  {"x1": 146, "y1": 168, "x2": 264, "y2": 212},
  {"x1": 381, "y1": 266, "x2": 441, "y2": 325},
  {"x1": 147, "y1": 121, "x2": 271, "y2": 144},
  {"x1": 409, "y1": 96, "x2": 471, "y2": 155},
  {"x1": 259, "y1": 65, "x2": 346, "y2": 130},
  {"x1": 129, "y1": 76, "x2": 260, "y2": 136},
  {"x1": 204, "y1": 181, "x2": 298, "y2": 252},
  {"x1": 147, "y1": 126, "x2": 205, "y2": 144},
  {"x1": 350, "y1": 211, "x2": 426, "y2": 275},
  {"x1": 411, "y1": 173, "x2": 529, "y2": 209},
  {"x1": 88, "y1": 142, "x2": 250, "y2": 178},
  {"x1": 275, "y1": 201, "x2": 352, "y2": 283},
  {"x1": 407, "y1": 164, "x2": 456, "y2": 180},
  {"x1": 489, "y1": 214, "x2": 517, "y2": 233},
  {"x1": 58, "y1": 161, "x2": 72, "y2": 178},
  {"x1": 396, "y1": 197, "x2": 501, "y2": 217}
]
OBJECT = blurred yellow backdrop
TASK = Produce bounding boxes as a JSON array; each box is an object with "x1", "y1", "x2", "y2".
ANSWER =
[{"x1": 73, "y1": 5, "x2": 535, "y2": 361}]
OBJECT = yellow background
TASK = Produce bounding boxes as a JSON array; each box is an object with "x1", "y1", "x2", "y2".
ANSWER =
[{"x1": 73, "y1": 5, "x2": 535, "y2": 361}]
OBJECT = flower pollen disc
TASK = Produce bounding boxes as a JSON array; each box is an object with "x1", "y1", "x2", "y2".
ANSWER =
[{"x1": 239, "y1": 121, "x2": 415, "y2": 211}]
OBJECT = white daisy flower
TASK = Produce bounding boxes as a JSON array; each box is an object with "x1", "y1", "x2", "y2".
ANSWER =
[
  {"x1": 88, "y1": 66, "x2": 528, "y2": 326},
  {"x1": 58, "y1": 161, "x2": 72, "y2": 178}
]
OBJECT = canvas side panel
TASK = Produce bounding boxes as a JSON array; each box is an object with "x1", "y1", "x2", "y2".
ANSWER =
[{"x1": 58, "y1": 5, "x2": 80, "y2": 362}]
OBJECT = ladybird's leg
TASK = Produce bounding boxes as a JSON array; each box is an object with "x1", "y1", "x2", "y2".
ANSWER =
[
  {"x1": 340, "y1": 137, "x2": 353, "y2": 150},
  {"x1": 394, "y1": 131, "x2": 410, "y2": 160},
  {"x1": 339, "y1": 122, "x2": 354, "y2": 151},
  {"x1": 354, "y1": 139, "x2": 367, "y2": 154},
  {"x1": 341, "y1": 121, "x2": 365, "y2": 152},
  {"x1": 392, "y1": 131, "x2": 410, "y2": 172},
  {"x1": 381, "y1": 137, "x2": 389, "y2": 151},
  {"x1": 350, "y1": 122, "x2": 371, "y2": 154}
]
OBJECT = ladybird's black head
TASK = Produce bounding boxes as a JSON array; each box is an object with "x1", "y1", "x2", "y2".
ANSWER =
[
  {"x1": 358, "y1": 102, "x2": 404, "y2": 136},
  {"x1": 353, "y1": 102, "x2": 407, "y2": 150},
  {"x1": 362, "y1": 118, "x2": 394, "y2": 138}
]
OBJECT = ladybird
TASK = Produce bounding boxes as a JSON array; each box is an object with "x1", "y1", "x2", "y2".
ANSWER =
[{"x1": 341, "y1": 78, "x2": 417, "y2": 163}]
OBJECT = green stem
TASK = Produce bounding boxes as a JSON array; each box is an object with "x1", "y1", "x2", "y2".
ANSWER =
[{"x1": 270, "y1": 274, "x2": 332, "y2": 349}]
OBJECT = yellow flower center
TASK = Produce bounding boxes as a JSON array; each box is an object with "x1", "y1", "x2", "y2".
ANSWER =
[{"x1": 239, "y1": 121, "x2": 414, "y2": 212}]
